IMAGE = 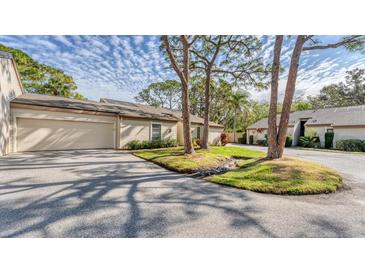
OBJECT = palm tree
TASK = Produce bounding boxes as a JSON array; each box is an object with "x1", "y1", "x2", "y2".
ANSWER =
[{"x1": 228, "y1": 91, "x2": 249, "y2": 142}]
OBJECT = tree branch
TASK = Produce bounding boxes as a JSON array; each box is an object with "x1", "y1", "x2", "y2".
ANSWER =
[
  {"x1": 162, "y1": 35, "x2": 187, "y2": 85},
  {"x1": 303, "y1": 35, "x2": 362, "y2": 51}
]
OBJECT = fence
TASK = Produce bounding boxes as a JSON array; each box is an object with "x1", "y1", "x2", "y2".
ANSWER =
[{"x1": 226, "y1": 132, "x2": 244, "y2": 143}]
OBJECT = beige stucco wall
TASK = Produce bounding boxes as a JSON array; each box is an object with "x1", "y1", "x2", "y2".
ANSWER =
[
  {"x1": 333, "y1": 127, "x2": 365, "y2": 148},
  {"x1": 120, "y1": 118, "x2": 177, "y2": 148},
  {"x1": 10, "y1": 107, "x2": 117, "y2": 152},
  {"x1": 247, "y1": 128, "x2": 267, "y2": 144},
  {"x1": 191, "y1": 123, "x2": 201, "y2": 139},
  {"x1": 247, "y1": 127, "x2": 293, "y2": 145},
  {"x1": 292, "y1": 122, "x2": 301, "y2": 146},
  {"x1": 177, "y1": 122, "x2": 222, "y2": 146},
  {"x1": 0, "y1": 56, "x2": 23, "y2": 155},
  {"x1": 208, "y1": 127, "x2": 222, "y2": 145},
  {"x1": 177, "y1": 121, "x2": 184, "y2": 145},
  {"x1": 177, "y1": 122, "x2": 200, "y2": 145},
  {"x1": 305, "y1": 126, "x2": 365, "y2": 148}
]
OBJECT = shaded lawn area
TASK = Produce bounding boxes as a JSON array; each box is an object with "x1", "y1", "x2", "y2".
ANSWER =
[
  {"x1": 133, "y1": 146, "x2": 264, "y2": 173},
  {"x1": 133, "y1": 146, "x2": 342, "y2": 195}
]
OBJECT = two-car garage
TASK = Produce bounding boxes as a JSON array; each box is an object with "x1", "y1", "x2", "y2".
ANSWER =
[
  {"x1": 16, "y1": 118, "x2": 115, "y2": 152},
  {"x1": 10, "y1": 103, "x2": 118, "y2": 153}
]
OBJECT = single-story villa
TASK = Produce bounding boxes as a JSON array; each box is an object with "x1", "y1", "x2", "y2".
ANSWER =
[
  {"x1": 0, "y1": 51, "x2": 223, "y2": 156},
  {"x1": 247, "y1": 106, "x2": 365, "y2": 148}
]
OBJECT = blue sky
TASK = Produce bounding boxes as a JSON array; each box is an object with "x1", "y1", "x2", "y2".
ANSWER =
[{"x1": 0, "y1": 35, "x2": 364, "y2": 102}]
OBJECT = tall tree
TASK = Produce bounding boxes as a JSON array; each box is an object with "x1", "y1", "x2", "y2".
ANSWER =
[
  {"x1": 162, "y1": 35, "x2": 196, "y2": 154},
  {"x1": 267, "y1": 35, "x2": 364, "y2": 159},
  {"x1": 308, "y1": 68, "x2": 365, "y2": 108},
  {"x1": 191, "y1": 35, "x2": 268, "y2": 149},
  {"x1": 0, "y1": 43, "x2": 83, "y2": 99},
  {"x1": 267, "y1": 35, "x2": 284, "y2": 159},
  {"x1": 135, "y1": 80, "x2": 181, "y2": 109},
  {"x1": 227, "y1": 91, "x2": 249, "y2": 141},
  {"x1": 291, "y1": 97, "x2": 313, "y2": 111}
]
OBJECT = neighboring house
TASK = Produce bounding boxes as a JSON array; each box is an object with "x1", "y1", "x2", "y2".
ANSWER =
[
  {"x1": 0, "y1": 51, "x2": 223, "y2": 155},
  {"x1": 247, "y1": 106, "x2": 365, "y2": 148}
]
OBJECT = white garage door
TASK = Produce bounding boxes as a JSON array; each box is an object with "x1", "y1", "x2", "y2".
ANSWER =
[{"x1": 16, "y1": 118, "x2": 115, "y2": 152}]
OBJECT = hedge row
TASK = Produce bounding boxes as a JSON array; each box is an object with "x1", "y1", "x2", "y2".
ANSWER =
[
  {"x1": 336, "y1": 139, "x2": 365, "y2": 152},
  {"x1": 125, "y1": 139, "x2": 177, "y2": 150}
]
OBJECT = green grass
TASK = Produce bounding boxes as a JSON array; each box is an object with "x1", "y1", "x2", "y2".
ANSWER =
[
  {"x1": 133, "y1": 146, "x2": 264, "y2": 173},
  {"x1": 208, "y1": 157, "x2": 342, "y2": 195},
  {"x1": 133, "y1": 146, "x2": 342, "y2": 195}
]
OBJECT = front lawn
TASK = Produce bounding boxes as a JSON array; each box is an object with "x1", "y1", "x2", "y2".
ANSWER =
[
  {"x1": 133, "y1": 146, "x2": 264, "y2": 173},
  {"x1": 208, "y1": 157, "x2": 342, "y2": 195},
  {"x1": 133, "y1": 146, "x2": 342, "y2": 195}
]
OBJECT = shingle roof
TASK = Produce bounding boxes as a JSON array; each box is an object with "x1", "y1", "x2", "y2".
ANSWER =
[
  {"x1": 10, "y1": 93, "x2": 224, "y2": 127},
  {"x1": 100, "y1": 98, "x2": 224, "y2": 127},
  {"x1": 248, "y1": 105, "x2": 365, "y2": 129},
  {"x1": 11, "y1": 93, "x2": 179, "y2": 121}
]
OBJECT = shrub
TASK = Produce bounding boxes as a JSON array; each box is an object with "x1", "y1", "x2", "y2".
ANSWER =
[
  {"x1": 249, "y1": 135, "x2": 254, "y2": 145},
  {"x1": 126, "y1": 140, "x2": 141, "y2": 150},
  {"x1": 324, "y1": 132, "x2": 334, "y2": 148},
  {"x1": 193, "y1": 138, "x2": 201, "y2": 146},
  {"x1": 256, "y1": 139, "x2": 267, "y2": 146},
  {"x1": 285, "y1": 135, "x2": 293, "y2": 147},
  {"x1": 299, "y1": 136, "x2": 320, "y2": 148},
  {"x1": 125, "y1": 139, "x2": 177, "y2": 150},
  {"x1": 336, "y1": 139, "x2": 365, "y2": 152},
  {"x1": 242, "y1": 133, "x2": 247, "y2": 144},
  {"x1": 220, "y1": 132, "x2": 228, "y2": 146},
  {"x1": 237, "y1": 137, "x2": 246, "y2": 144}
]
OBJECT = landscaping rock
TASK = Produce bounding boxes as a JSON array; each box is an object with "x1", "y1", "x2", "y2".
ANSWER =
[{"x1": 191, "y1": 159, "x2": 238, "y2": 178}]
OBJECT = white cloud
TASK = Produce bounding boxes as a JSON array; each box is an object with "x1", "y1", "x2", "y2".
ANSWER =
[{"x1": 1, "y1": 35, "x2": 364, "y2": 104}]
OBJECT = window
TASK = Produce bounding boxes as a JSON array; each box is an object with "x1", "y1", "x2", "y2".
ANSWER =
[
  {"x1": 196, "y1": 127, "x2": 201, "y2": 139},
  {"x1": 151, "y1": 123, "x2": 162, "y2": 140},
  {"x1": 326, "y1": 128, "x2": 334, "y2": 133}
]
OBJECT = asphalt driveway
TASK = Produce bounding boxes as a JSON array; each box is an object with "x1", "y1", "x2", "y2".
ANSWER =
[{"x1": 0, "y1": 149, "x2": 364, "y2": 237}]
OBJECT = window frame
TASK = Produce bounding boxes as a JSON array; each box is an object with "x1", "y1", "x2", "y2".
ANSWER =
[
  {"x1": 150, "y1": 122, "x2": 162, "y2": 141},
  {"x1": 196, "y1": 126, "x2": 201, "y2": 139}
]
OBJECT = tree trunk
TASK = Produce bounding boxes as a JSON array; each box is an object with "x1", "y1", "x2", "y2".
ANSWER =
[
  {"x1": 181, "y1": 36, "x2": 195, "y2": 154},
  {"x1": 267, "y1": 35, "x2": 283, "y2": 159},
  {"x1": 200, "y1": 69, "x2": 211, "y2": 149},
  {"x1": 181, "y1": 81, "x2": 195, "y2": 154},
  {"x1": 162, "y1": 35, "x2": 195, "y2": 154},
  {"x1": 169, "y1": 90, "x2": 172, "y2": 109},
  {"x1": 276, "y1": 35, "x2": 306, "y2": 158},
  {"x1": 233, "y1": 108, "x2": 237, "y2": 142}
]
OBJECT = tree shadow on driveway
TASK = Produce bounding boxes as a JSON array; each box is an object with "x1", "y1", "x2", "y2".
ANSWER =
[{"x1": 0, "y1": 150, "x2": 277, "y2": 237}]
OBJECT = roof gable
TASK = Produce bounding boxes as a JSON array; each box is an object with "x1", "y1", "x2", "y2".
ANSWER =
[{"x1": 248, "y1": 105, "x2": 365, "y2": 129}]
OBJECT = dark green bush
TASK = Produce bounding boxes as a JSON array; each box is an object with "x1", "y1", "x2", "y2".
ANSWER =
[
  {"x1": 324, "y1": 132, "x2": 334, "y2": 148},
  {"x1": 237, "y1": 133, "x2": 247, "y2": 144},
  {"x1": 336, "y1": 139, "x2": 365, "y2": 152},
  {"x1": 242, "y1": 133, "x2": 247, "y2": 144},
  {"x1": 285, "y1": 135, "x2": 293, "y2": 147},
  {"x1": 125, "y1": 139, "x2": 177, "y2": 150},
  {"x1": 299, "y1": 136, "x2": 320, "y2": 148},
  {"x1": 249, "y1": 135, "x2": 254, "y2": 145},
  {"x1": 237, "y1": 137, "x2": 244, "y2": 144},
  {"x1": 256, "y1": 139, "x2": 267, "y2": 146}
]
